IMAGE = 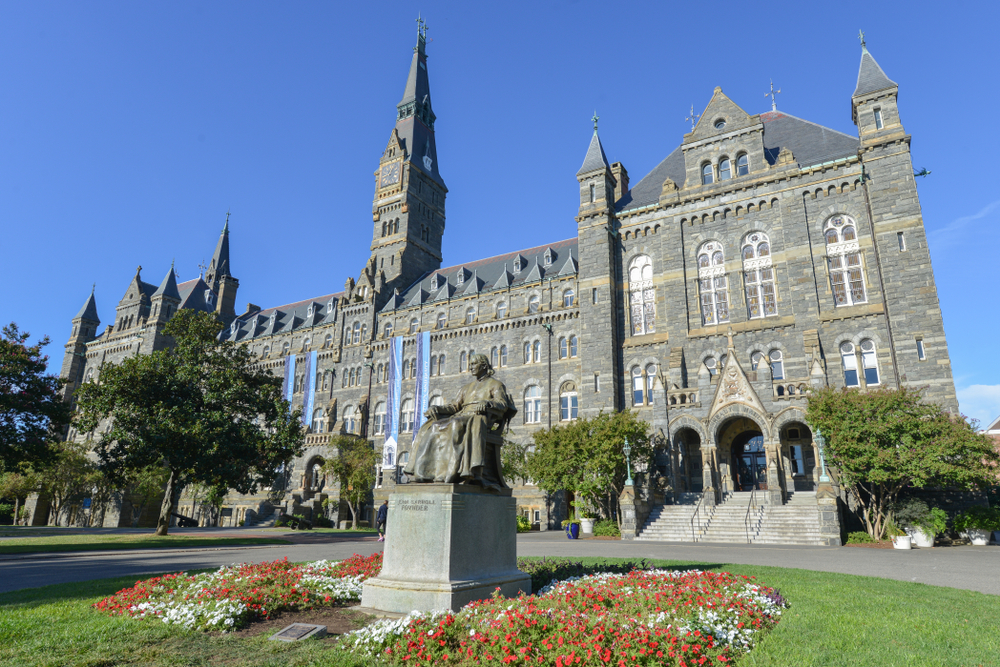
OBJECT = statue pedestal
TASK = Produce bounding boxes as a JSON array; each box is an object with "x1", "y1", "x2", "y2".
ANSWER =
[{"x1": 360, "y1": 484, "x2": 531, "y2": 613}]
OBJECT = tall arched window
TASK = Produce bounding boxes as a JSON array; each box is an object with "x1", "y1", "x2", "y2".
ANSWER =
[
  {"x1": 262, "y1": 346, "x2": 270, "y2": 359},
  {"x1": 360, "y1": 325, "x2": 367, "y2": 341},
  {"x1": 742, "y1": 232, "x2": 777, "y2": 318},
  {"x1": 282, "y1": 341, "x2": 291, "y2": 355},
  {"x1": 402, "y1": 359, "x2": 411, "y2": 379},
  {"x1": 563, "y1": 289, "x2": 575, "y2": 307},
  {"x1": 460, "y1": 351, "x2": 468, "y2": 372},
  {"x1": 701, "y1": 163, "x2": 714, "y2": 185},
  {"x1": 627, "y1": 255, "x2": 655, "y2": 335},
  {"x1": 569, "y1": 336, "x2": 578, "y2": 357},
  {"x1": 499, "y1": 345, "x2": 508, "y2": 367},
  {"x1": 840, "y1": 342, "x2": 860, "y2": 387},
  {"x1": 645, "y1": 364, "x2": 657, "y2": 405},
  {"x1": 374, "y1": 402, "x2": 386, "y2": 435},
  {"x1": 860, "y1": 339, "x2": 880, "y2": 385},
  {"x1": 344, "y1": 405, "x2": 356, "y2": 434},
  {"x1": 750, "y1": 351, "x2": 763, "y2": 370},
  {"x1": 769, "y1": 350, "x2": 784, "y2": 380},
  {"x1": 409, "y1": 318, "x2": 418, "y2": 334},
  {"x1": 705, "y1": 356, "x2": 718, "y2": 377},
  {"x1": 528, "y1": 295, "x2": 540, "y2": 314},
  {"x1": 560, "y1": 382, "x2": 578, "y2": 421},
  {"x1": 559, "y1": 337, "x2": 568, "y2": 359},
  {"x1": 436, "y1": 355, "x2": 445, "y2": 376},
  {"x1": 436, "y1": 312, "x2": 446, "y2": 329},
  {"x1": 532, "y1": 341, "x2": 541, "y2": 363},
  {"x1": 825, "y1": 215, "x2": 867, "y2": 306},
  {"x1": 324, "y1": 334, "x2": 332, "y2": 348},
  {"x1": 491, "y1": 346, "x2": 499, "y2": 367},
  {"x1": 524, "y1": 386, "x2": 541, "y2": 424},
  {"x1": 632, "y1": 367, "x2": 644, "y2": 406},
  {"x1": 465, "y1": 307, "x2": 476, "y2": 324},
  {"x1": 736, "y1": 153, "x2": 749, "y2": 176},
  {"x1": 430, "y1": 395, "x2": 445, "y2": 407},
  {"x1": 523, "y1": 342, "x2": 531, "y2": 364},
  {"x1": 312, "y1": 409, "x2": 325, "y2": 433},
  {"x1": 719, "y1": 157, "x2": 732, "y2": 180},
  {"x1": 496, "y1": 302, "x2": 507, "y2": 318},
  {"x1": 400, "y1": 399, "x2": 414, "y2": 432},
  {"x1": 697, "y1": 241, "x2": 729, "y2": 325},
  {"x1": 384, "y1": 322, "x2": 393, "y2": 338},
  {"x1": 352, "y1": 322, "x2": 360, "y2": 344}
]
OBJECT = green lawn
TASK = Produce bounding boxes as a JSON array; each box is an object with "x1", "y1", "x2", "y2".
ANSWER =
[
  {"x1": 0, "y1": 533, "x2": 292, "y2": 555},
  {"x1": 0, "y1": 558, "x2": 997, "y2": 666}
]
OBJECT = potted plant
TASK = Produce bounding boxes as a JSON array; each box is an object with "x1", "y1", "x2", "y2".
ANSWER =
[
  {"x1": 894, "y1": 499, "x2": 946, "y2": 548},
  {"x1": 885, "y1": 518, "x2": 911, "y2": 550},
  {"x1": 572, "y1": 501, "x2": 596, "y2": 534},
  {"x1": 561, "y1": 518, "x2": 580, "y2": 540},
  {"x1": 954, "y1": 506, "x2": 1000, "y2": 546}
]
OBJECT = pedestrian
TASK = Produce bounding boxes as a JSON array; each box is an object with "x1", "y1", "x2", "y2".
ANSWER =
[{"x1": 376, "y1": 500, "x2": 388, "y2": 542}]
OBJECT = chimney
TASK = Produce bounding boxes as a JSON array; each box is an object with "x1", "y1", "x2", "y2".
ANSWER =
[{"x1": 611, "y1": 162, "x2": 629, "y2": 201}]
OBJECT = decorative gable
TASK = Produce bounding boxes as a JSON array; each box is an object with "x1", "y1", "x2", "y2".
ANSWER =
[{"x1": 708, "y1": 339, "x2": 766, "y2": 420}]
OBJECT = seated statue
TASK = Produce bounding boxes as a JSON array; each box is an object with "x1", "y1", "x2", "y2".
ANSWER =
[{"x1": 403, "y1": 354, "x2": 516, "y2": 491}]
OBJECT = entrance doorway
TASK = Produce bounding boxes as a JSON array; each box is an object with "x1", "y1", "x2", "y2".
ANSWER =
[{"x1": 732, "y1": 432, "x2": 767, "y2": 491}]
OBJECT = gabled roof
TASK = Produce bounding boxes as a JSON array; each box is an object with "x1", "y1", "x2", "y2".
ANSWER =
[
  {"x1": 854, "y1": 49, "x2": 897, "y2": 98},
  {"x1": 232, "y1": 291, "x2": 344, "y2": 341},
  {"x1": 177, "y1": 278, "x2": 216, "y2": 313},
  {"x1": 577, "y1": 131, "x2": 610, "y2": 176}
]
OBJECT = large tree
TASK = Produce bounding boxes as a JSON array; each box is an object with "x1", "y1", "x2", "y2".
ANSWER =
[
  {"x1": 75, "y1": 309, "x2": 304, "y2": 535},
  {"x1": 806, "y1": 386, "x2": 999, "y2": 539},
  {"x1": 323, "y1": 435, "x2": 379, "y2": 528},
  {"x1": 526, "y1": 410, "x2": 653, "y2": 525},
  {"x1": 0, "y1": 470, "x2": 40, "y2": 526},
  {"x1": 0, "y1": 323, "x2": 70, "y2": 472}
]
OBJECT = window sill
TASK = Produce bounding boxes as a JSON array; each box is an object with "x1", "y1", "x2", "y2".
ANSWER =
[
  {"x1": 623, "y1": 331, "x2": 669, "y2": 347},
  {"x1": 818, "y1": 302, "x2": 884, "y2": 322},
  {"x1": 687, "y1": 315, "x2": 795, "y2": 338}
]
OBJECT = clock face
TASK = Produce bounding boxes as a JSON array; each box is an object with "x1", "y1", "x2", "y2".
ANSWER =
[{"x1": 380, "y1": 161, "x2": 401, "y2": 187}]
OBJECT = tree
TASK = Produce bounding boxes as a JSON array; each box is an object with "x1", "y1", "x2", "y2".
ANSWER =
[
  {"x1": 0, "y1": 470, "x2": 40, "y2": 526},
  {"x1": 75, "y1": 309, "x2": 304, "y2": 535},
  {"x1": 35, "y1": 441, "x2": 100, "y2": 525},
  {"x1": 500, "y1": 437, "x2": 531, "y2": 487},
  {"x1": 526, "y1": 410, "x2": 653, "y2": 525},
  {"x1": 806, "y1": 386, "x2": 1000, "y2": 540},
  {"x1": 122, "y1": 466, "x2": 170, "y2": 528},
  {"x1": 323, "y1": 435, "x2": 379, "y2": 528},
  {"x1": 0, "y1": 323, "x2": 69, "y2": 472}
]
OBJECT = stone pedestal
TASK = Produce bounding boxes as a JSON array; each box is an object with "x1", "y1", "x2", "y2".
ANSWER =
[{"x1": 361, "y1": 484, "x2": 531, "y2": 613}]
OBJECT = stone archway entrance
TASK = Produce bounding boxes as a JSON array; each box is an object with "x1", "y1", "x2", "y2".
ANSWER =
[{"x1": 731, "y1": 431, "x2": 767, "y2": 491}]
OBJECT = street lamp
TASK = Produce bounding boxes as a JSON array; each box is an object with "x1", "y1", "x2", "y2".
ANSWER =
[
  {"x1": 623, "y1": 437, "x2": 634, "y2": 487},
  {"x1": 813, "y1": 428, "x2": 831, "y2": 483}
]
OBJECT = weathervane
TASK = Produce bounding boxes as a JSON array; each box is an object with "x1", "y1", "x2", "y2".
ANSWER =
[
  {"x1": 858, "y1": 29, "x2": 867, "y2": 53},
  {"x1": 416, "y1": 14, "x2": 428, "y2": 39},
  {"x1": 765, "y1": 79, "x2": 781, "y2": 112},
  {"x1": 685, "y1": 104, "x2": 700, "y2": 131},
  {"x1": 198, "y1": 259, "x2": 207, "y2": 278},
  {"x1": 592, "y1": 111, "x2": 599, "y2": 132}
]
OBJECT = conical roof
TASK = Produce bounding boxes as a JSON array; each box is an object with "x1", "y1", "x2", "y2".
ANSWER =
[
  {"x1": 853, "y1": 48, "x2": 897, "y2": 97},
  {"x1": 152, "y1": 265, "x2": 181, "y2": 300},
  {"x1": 577, "y1": 131, "x2": 610, "y2": 176},
  {"x1": 74, "y1": 289, "x2": 100, "y2": 323}
]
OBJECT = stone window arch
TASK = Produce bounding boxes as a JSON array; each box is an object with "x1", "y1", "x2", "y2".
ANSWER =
[
  {"x1": 627, "y1": 255, "x2": 655, "y2": 335},
  {"x1": 697, "y1": 241, "x2": 729, "y2": 325},
  {"x1": 312, "y1": 408, "x2": 325, "y2": 433},
  {"x1": 374, "y1": 402, "x2": 386, "y2": 435},
  {"x1": 465, "y1": 307, "x2": 476, "y2": 325},
  {"x1": 524, "y1": 386, "x2": 541, "y2": 424},
  {"x1": 528, "y1": 294, "x2": 540, "y2": 314},
  {"x1": 559, "y1": 382, "x2": 578, "y2": 421},
  {"x1": 408, "y1": 318, "x2": 418, "y2": 334},
  {"x1": 736, "y1": 153, "x2": 749, "y2": 176},
  {"x1": 701, "y1": 162, "x2": 714, "y2": 185},
  {"x1": 824, "y1": 214, "x2": 867, "y2": 306},
  {"x1": 401, "y1": 398, "x2": 414, "y2": 432},
  {"x1": 436, "y1": 312, "x2": 446, "y2": 329},
  {"x1": 563, "y1": 289, "x2": 575, "y2": 307},
  {"x1": 719, "y1": 156, "x2": 732, "y2": 181},
  {"x1": 742, "y1": 231, "x2": 777, "y2": 318}
]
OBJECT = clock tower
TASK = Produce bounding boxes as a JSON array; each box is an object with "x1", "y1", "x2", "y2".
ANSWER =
[{"x1": 369, "y1": 18, "x2": 447, "y2": 307}]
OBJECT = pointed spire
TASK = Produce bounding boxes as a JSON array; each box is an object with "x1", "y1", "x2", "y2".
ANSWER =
[
  {"x1": 207, "y1": 216, "x2": 231, "y2": 281},
  {"x1": 152, "y1": 263, "x2": 181, "y2": 300},
  {"x1": 74, "y1": 289, "x2": 100, "y2": 323},
  {"x1": 853, "y1": 34, "x2": 897, "y2": 97},
  {"x1": 577, "y1": 116, "x2": 610, "y2": 176},
  {"x1": 393, "y1": 16, "x2": 443, "y2": 185}
]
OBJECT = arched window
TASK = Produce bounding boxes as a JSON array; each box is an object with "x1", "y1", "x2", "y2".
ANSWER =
[
  {"x1": 719, "y1": 157, "x2": 732, "y2": 180},
  {"x1": 697, "y1": 241, "x2": 729, "y2": 325},
  {"x1": 720, "y1": 353, "x2": 728, "y2": 370},
  {"x1": 840, "y1": 342, "x2": 860, "y2": 387},
  {"x1": 322, "y1": 372, "x2": 330, "y2": 391},
  {"x1": 436, "y1": 312, "x2": 446, "y2": 329},
  {"x1": 436, "y1": 355, "x2": 445, "y2": 376},
  {"x1": 769, "y1": 350, "x2": 784, "y2": 380},
  {"x1": 429, "y1": 356, "x2": 436, "y2": 377},
  {"x1": 430, "y1": 395, "x2": 445, "y2": 407},
  {"x1": 736, "y1": 153, "x2": 749, "y2": 176},
  {"x1": 499, "y1": 345, "x2": 508, "y2": 367},
  {"x1": 563, "y1": 289, "x2": 575, "y2": 307},
  {"x1": 524, "y1": 386, "x2": 541, "y2": 424},
  {"x1": 496, "y1": 302, "x2": 507, "y2": 318},
  {"x1": 409, "y1": 318, "x2": 418, "y2": 334},
  {"x1": 374, "y1": 402, "x2": 386, "y2": 435},
  {"x1": 742, "y1": 232, "x2": 777, "y2": 318},
  {"x1": 312, "y1": 408, "x2": 325, "y2": 433},
  {"x1": 559, "y1": 337, "x2": 568, "y2": 359},
  {"x1": 528, "y1": 295, "x2": 540, "y2": 314},
  {"x1": 401, "y1": 399, "x2": 414, "y2": 432},
  {"x1": 352, "y1": 322, "x2": 360, "y2": 344},
  {"x1": 282, "y1": 341, "x2": 291, "y2": 355},
  {"x1": 342, "y1": 371, "x2": 348, "y2": 388},
  {"x1": 523, "y1": 342, "x2": 531, "y2": 364},
  {"x1": 376, "y1": 363, "x2": 384, "y2": 382},
  {"x1": 344, "y1": 405, "x2": 356, "y2": 434},
  {"x1": 262, "y1": 346, "x2": 270, "y2": 359},
  {"x1": 861, "y1": 339, "x2": 880, "y2": 385},
  {"x1": 569, "y1": 336, "x2": 578, "y2": 357},
  {"x1": 383, "y1": 322, "x2": 393, "y2": 339},
  {"x1": 702, "y1": 163, "x2": 714, "y2": 185},
  {"x1": 632, "y1": 367, "x2": 644, "y2": 406},
  {"x1": 532, "y1": 341, "x2": 541, "y2": 363},
  {"x1": 348, "y1": 368, "x2": 356, "y2": 387},
  {"x1": 460, "y1": 351, "x2": 468, "y2": 372},
  {"x1": 560, "y1": 382, "x2": 578, "y2": 421},
  {"x1": 491, "y1": 346, "x2": 499, "y2": 367},
  {"x1": 456, "y1": 269, "x2": 465, "y2": 286},
  {"x1": 402, "y1": 359, "x2": 411, "y2": 379},
  {"x1": 324, "y1": 334, "x2": 332, "y2": 348},
  {"x1": 645, "y1": 364, "x2": 657, "y2": 405},
  {"x1": 85, "y1": 369, "x2": 94, "y2": 382},
  {"x1": 825, "y1": 215, "x2": 867, "y2": 306},
  {"x1": 360, "y1": 325, "x2": 367, "y2": 341},
  {"x1": 705, "y1": 356, "x2": 718, "y2": 377},
  {"x1": 465, "y1": 307, "x2": 476, "y2": 325},
  {"x1": 750, "y1": 351, "x2": 763, "y2": 370},
  {"x1": 627, "y1": 255, "x2": 655, "y2": 335}
]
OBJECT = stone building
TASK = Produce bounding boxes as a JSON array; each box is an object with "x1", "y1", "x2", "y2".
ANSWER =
[{"x1": 47, "y1": 29, "x2": 957, "y2": 543}]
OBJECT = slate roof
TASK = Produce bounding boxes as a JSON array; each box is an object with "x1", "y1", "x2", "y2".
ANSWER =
[
  {"x1": 226, "y1": 291, "x2": 344, "y2": 342},
  {"x1": 75, "y1": 291, "x2": 100, "y2": 323},
  {"x1": 152, "y1": 266, "x2": 181, "y2": 300},
  {"x1": 387, "y1": 238, "x2": 579, "y2": 312},
  {"x1": 853, "y1": 50, "x2": 897, "y2": 97},
  {"x1": 577, "y1": 131, "x2": 610, "y2": 176},
  {"x1": 208, "y1": 222, "x2": 231, "y2": 278},
  {"x1": 615, "y1": 112, "x2": 859, "y2": 213}
]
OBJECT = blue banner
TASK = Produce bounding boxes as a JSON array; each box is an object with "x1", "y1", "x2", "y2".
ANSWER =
[
  {"x1": 383, "y1": 336, "x2": 402, "y2": 469},
  {"x1": 303, "y1": 350, "x2": 317, "y2": 429},
  {"x1": 414, "y1": 331, "x2": 430, "y2": 432},
  {"x1": 282, "y1": 354, "x2": 296, "y2": 405}
]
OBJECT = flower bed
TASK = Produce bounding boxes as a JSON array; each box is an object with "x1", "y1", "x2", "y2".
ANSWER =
[
  {"x1": 92, "y1": 553, "x2": 382, "y2": 631},
  {"x1": 343, "y1": 569, "x2": 787, "y2": 665}
]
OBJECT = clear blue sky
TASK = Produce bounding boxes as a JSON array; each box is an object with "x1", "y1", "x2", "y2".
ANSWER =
[{"x1": 2, "y1": 2, "x2": 998, "y2": 424}]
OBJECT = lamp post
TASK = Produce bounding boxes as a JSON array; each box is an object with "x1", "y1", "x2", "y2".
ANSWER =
[
  {"x1": 623, "y1": 437, "x2": 634, "y2": 487},
  {"x1": 813, "y1": 428, "x2": 831, "y2": 483}
]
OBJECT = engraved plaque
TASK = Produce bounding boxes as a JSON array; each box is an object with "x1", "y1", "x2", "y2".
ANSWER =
[{"x1": 269, "y1": 623, "x2": 327, "y2": 642}]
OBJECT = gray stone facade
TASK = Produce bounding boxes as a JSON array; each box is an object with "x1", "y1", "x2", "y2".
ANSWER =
[{"x1": 52, "y1": 37, "x2": 957, "y2": 541}]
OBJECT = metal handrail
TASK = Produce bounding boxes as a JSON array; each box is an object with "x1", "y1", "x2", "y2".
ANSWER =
[
  {"x1": 744, "y1": 486, "x2": 759, "y2": 544},
  {"x1": 690, "y1": 492, "x2": 706, "y2": 542}
]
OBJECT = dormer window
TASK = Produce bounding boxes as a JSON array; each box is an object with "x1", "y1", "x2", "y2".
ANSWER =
[
  {"x1": 701, "y1": 163, "x2": 714, "y2": 185},
  {"x1": 513, "y1": 257, "x2": 523, "y2": 273},
  {"x1": 270, "y1": 312, "x2": 276, "y2": 324},
  {"x1": 204, "y1": 290, "x2": 214, "y2": 306},
  {"x1": 430, "y1": 274, "x2": 439, "y2": 291},
  {"x1": 543, "y1": 249, "x2": 553, "y2": 266},
  {"x1": 456, "y1": 270, "x2": 465, "y2": 286},
  {"x1": 307, "y1": 305, "x2": 314, "y2": 318},
  {"x1": 230, "y1": 321, "x2": 238, "y2": 334},
  {"x1": 714, "y1": 119, "x2": 726, "y2": 130},
  {"x1": 736, "y1": 153, "x2": 749, "y2": 176},
  {"x1": 327, "y1": 299, "x2": 334, "y2": 314}
]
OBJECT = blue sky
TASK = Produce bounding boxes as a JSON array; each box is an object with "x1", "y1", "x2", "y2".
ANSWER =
[{"x1": 2, "y1": 2, "x2": 998, "y2": 425}]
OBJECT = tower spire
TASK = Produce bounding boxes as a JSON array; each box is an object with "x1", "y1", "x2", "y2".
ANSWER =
[
  {"x1": 206, "y1": 214, "x2": 231, "y2": 285},
  {"x1": 394, "y1": 16, "x2": 443, "y2": 185}
]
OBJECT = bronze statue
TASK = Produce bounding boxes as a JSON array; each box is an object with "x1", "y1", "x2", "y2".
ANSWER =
[{"x1": 403, "y1": 354, "x2": 516, "y2": 490}]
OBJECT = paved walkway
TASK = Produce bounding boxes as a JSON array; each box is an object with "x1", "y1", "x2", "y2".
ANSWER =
[{"x1": 1, "y1": 529, "x2": 997, "y2": 596}]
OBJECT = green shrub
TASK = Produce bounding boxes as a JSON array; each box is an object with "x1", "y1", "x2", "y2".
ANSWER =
[
  {"x1": 892, "y1": 499, "x2": 948, "y2": 535},
  {"x1": 313, "y1": 515, "x2": 333, "y2": 528},
  {"x1": 954, "y1": 506, "x2": 1000, "y2": 532},
  {"x1": 593, "y1": 519, "x2": 620, "y2": 537},
  {"x1": 516, "y1": 515, "x2": 531, "y2": 533},
  {"x1": 274, "y1": 514, "x2": 291, "y2": 527},
  {"x1": 560, "y1": 519, "x2": 579, "y2": 529},
  {"x1": 516, "y1": 557, "x2": 650, "y2": 593},
  {"x1": 846, "y1": 531, "x2": 875, "y2": 544}
]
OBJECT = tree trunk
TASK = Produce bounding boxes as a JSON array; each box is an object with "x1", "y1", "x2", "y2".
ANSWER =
[
  {"x1": 156, "y1": 469, "x2": 177, "y2": 536},
  {"x1": 349, "y1": 501, "x2": 358, "y2": 529},
  {"x1": 12, "y1": 497, "x2": 19, "y2": 527}
]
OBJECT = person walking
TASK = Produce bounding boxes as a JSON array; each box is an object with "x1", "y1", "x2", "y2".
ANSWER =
[{"x1": 376, "y1": 500, "x2": 388, "y2": 542}]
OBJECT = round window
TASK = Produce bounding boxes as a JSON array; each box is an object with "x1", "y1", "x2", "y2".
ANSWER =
[{"x1": 714, "y1": 119, "x2": 726, "y2": 130}]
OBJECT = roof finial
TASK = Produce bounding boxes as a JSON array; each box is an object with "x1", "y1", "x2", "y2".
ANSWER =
[
  {"x1": 858, "y1": 29, "x2": 868, "y2": 54},
  {"x1": 224, "y1": 209, "x2": 230, "y2": 232},
  {"x1": 415, "y1": 14, "x2": 428, "y2": 53},
  {"x1": 591, "y1": 111, "x2": 599, "y2": 133},
  {"x1": 765, "y1": 79, "x2": 781, "y2": 112},
  {"x1": 198, "y1": 259, "x2": 207, "y2": 279},
  {"x1": 685, "y1": 104, "x2": 700, "y2": 131},
  {"x1": 91, "y1": 282, "x2": 96, "y2": 295}
]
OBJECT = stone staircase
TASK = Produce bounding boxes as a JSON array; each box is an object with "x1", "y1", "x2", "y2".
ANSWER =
[
  {"x1": 638, "y1": 491, "x2": 828, "y2": 545},
  {"x1": 247, "y1": 503, "x2": 278, "y2": 527}
]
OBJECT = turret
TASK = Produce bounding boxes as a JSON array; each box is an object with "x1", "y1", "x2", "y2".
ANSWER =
[
  {"x1": 575, "y1": 115, "x2": 616, "y2": 220},
  {"x1": 150, "y1": 263, "x2": 182, "y2": 326},
  {"x1": 204, "y1": 215, "x2": 239, "y2": 324},
  {"x1": 851, "y1": 34, "x2": 903, "y2": 146},
  {"x1": 60, "y1": 287, "x2": 100, "y2": 399}
]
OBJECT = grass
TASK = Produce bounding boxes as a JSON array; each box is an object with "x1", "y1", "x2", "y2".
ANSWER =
[
  {"x1": 0, "y1": 533, "x2": 292, "y2": 555},
  {"x1": 1, "y1": 557, "x2": 997, "y2": 666}
]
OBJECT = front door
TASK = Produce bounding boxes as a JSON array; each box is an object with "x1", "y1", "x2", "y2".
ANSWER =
[{"x1": 734, "y1": 432, "x2": 768, "y2": 491}]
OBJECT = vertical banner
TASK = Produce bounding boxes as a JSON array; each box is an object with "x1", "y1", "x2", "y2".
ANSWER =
[
  {"x1": 414, "y1": 331, "x2": 431, "y2": 432},
  {"x1": 303, "y1": 350, "x2": 317, "y2": 430},
  {"x1": 282, "y1": 354, "x2": 296, "y2": 405},
  {"x1": 383, "y1": 336, "x2": 402, "y2": 469}
]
